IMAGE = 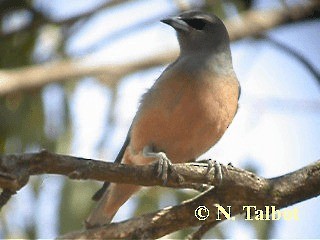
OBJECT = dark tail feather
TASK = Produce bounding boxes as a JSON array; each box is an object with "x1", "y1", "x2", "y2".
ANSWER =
[
  {"x1": 92, "y1": 182, "x2": 110, "y2": 201},
  {"x1": 91, "y1": 130, "x2": 131, "y2": 201}
]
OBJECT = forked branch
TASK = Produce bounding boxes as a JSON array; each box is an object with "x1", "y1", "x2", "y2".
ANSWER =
[{"x1": 0, "y1": 151, "x2": 319, "y2": 239}]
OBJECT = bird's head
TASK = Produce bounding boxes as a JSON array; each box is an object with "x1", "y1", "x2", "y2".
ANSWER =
[{"x1": 161, "y1": 10, "x2": 230, "y2": 55}]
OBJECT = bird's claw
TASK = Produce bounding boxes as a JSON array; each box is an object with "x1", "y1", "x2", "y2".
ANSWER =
[
  {"x1": 155, "y1": 152, "x2": 172, "y2": 184},
  {"x1": 143, "y1": 146, "x2": 184, "y2": 185},
  {"x1": 196, "y1": 159, "x2": 223, "y2": 186},
  {"x1": 213, "y1": 160, "x2": 223, "y2": 186}
]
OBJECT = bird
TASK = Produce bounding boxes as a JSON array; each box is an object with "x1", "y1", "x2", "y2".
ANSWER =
[{"x1": 85, "y1": 10, "x2": 240, "y2": 228}]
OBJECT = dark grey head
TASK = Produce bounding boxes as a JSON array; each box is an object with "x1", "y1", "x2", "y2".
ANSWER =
[{"x1": 161, "y1": 10, "x2": 230, "y2": 55}]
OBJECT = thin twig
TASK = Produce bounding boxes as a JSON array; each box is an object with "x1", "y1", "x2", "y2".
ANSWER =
[
  {"x1": 0, "y1": 0, "x2": 132, "y2": 39},
  {"x1": 186, "y1": 221, "x2": 218, "y2": 240},
  {"x1": 261, "y1": 34, "x2": 320, "y2": 87},
  {"x1": 1, "y1": 1, "x2": 319, "y2": 95}
]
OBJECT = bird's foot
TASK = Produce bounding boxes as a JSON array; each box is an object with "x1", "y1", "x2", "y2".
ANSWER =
[
  {"x1": 196, "y1": 159, "x2": 223, "y2": 186},
  {"x1": 143, "y1": 146, "x2": 183, "y2": 185}
]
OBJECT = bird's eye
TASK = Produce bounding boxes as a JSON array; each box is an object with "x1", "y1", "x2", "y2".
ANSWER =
[{"x1": 183, "y1": 18, "x2": 206, "y2": 30}]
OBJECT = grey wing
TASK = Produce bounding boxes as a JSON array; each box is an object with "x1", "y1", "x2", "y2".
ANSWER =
[{"x1": 91, "y1": 129, "x2": 131, "y2": 201}]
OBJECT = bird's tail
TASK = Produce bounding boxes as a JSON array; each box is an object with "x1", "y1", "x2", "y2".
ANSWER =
[
  {"x1": 85, "y1": 182, "x2": 140, "y2": 228},
  {"x1": 91, "y1": 182, "x2": 110, "y2": 201}
]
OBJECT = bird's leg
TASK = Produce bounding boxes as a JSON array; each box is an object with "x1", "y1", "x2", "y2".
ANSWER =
[
  {"x1": 143, "y1": 145, "x2": 173, "y2": 184},
  {"x1": 196, "y1": 159, "x2": 223, "y2": 186}
]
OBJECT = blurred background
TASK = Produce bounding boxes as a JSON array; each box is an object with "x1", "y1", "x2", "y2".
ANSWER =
[{"x1": 0, "y1": 0, "x2": 319, "y2": 238}]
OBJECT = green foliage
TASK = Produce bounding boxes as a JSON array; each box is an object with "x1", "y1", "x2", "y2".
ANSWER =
[
  {"x1": 0, "y1": 2, "x2": 70, "y2": 238},
  {"x1": 1, "y1": 92, "x2": 45, "y2": 152},
  {"x1": 59, "y1": 180, "x2": 97, "y2": 234}
]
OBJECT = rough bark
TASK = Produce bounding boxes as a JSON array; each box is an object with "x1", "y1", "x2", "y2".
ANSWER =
[{"x1": 0, "y1": 151, "x2": 319, "y2": 239}]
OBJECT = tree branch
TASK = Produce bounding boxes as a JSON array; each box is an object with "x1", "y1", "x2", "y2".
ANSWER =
[
  {"x1": 0, "y1": 1, "x2": 319, "y2": 96},
  {"x1": 225, "y1": 0, "x2": 319, "y2": 41},
  {"x1": 0, "y1": 150, "x2": 219, "y2": 194},
  {"x1": 59, "y1": 159, "x2": 320, "y2": 239},
  {"x1": 0, "y1": 0, "x2": 132, "y2": 39},
  {"x1": 0, "y1": 150, "x2": 319, "y2": 238},
  {"x1": 0, "y1": 50, "x2": 177, "y2": 95}
]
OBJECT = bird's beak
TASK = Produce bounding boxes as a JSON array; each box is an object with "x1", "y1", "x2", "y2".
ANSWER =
[{"x1": 161, "y1": 16, "x2": 189, "y2": 32}]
